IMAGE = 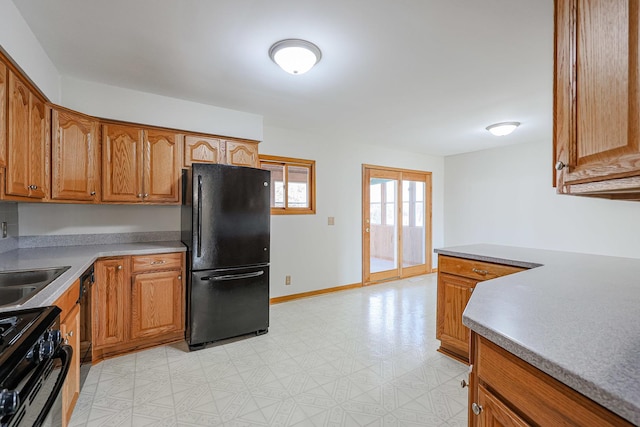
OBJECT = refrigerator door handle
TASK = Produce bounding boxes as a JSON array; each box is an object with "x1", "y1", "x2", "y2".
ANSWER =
[
  {"x1": 201, "y1": 271, "x2": 265, "y2": 282},
  {"x1": 196, "y1": 175, "x2": 203, "y2": 258}
]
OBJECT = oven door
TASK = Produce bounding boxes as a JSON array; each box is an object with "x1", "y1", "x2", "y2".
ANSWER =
[{"x1": 6, "y1": 345, "x2": 72, "y2": 427}]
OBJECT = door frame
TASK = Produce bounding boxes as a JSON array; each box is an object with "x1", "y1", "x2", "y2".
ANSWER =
[{"x1": 362, "y1": 164, "x2": 433, "y2": 285}]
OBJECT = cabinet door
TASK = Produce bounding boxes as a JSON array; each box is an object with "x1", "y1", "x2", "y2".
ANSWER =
[
  {"x1": 0, "y1": 62, "x2": 6, "y2": 168},
  {"x1": 52, "y1": 109, "x2": 99, "y2": 201},
  {"x1": 184, "y1": 135, "x2": 222, "y2": 167},
  {"x1": 6, "y1": 72, "x2": 31, "y2": 197},
  {"x1": 476, "y1": 384, "x2": 530, "y2": 427},
  {"x1": 93, "y1": 258, "x2": 129, "y2": 348},
  {"x1": 225, "y1": 140, "x2": 259, "y2": 167},
  {"x1": 131, "y1": 270, "x2": 183, "y2": 340},
  {"x1": 143, "y1": 129, "x2": 180, "y2": 203},
  {"x1": 61, "y1": 304, "x2": 81, "y2": 427},
  {"x1": 102, "y1": 124, "x2": 143, "y2": 202},
  {"x1": 28, "y1": 96, "x2": 47, "y2": 199},
  {"x1": 436, "y1": 272, "x2": 476, "y2": 360},
  {"x1": 555, "y1": 0, "x2": 640, "y2": 188}
]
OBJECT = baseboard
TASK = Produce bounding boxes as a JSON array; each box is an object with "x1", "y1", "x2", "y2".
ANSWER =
[
  {"x1": 270, "y1": 282, "x2": 362, "y2": 304},
  {"x1": 431, "y1": 268, "x2": 438, "y2": 273}
]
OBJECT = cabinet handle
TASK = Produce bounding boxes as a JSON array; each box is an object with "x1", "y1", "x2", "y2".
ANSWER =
[
  {"x1": 117, "y1": 265, "x2": 123, "y2": 270},
  {"x1": 472, "y1": 268, "x2": 489, "y2": 276},
  {"x1": 150, "y1": 260, "x2": 166, "y2": 265},
  {"x1": 472, "y1": 403, "x2": 483, "y2": 415},
  {"x1": 29, "y1": 185, "x2": 38, "y2": 190},
  {"x1": 555, "y1": 161, "x2": 567, "y2": 171}
]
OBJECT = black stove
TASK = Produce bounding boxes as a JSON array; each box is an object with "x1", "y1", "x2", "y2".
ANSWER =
[{"x1": 0, "y1": 306, "x2": 71, "y2": 427}]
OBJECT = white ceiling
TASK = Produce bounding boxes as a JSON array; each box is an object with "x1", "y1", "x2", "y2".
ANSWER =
[{"x1": 13, "y1": 0, "x2": 554, "y2": 156}]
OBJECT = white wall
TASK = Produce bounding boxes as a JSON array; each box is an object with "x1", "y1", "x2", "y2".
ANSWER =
[
  {"x1": 262, "y1": 125, "x2": 444, "y2": 298},
  {"x1": 444, "y1": 140, "x2": 640, "y2": 258},
  {"x1": 61, "y1": 76, "x2": 263, "y2": 141},
  {"x1": 19, "y1": 204, "x2": 179, "y2": 235},
  {"x1": 0, "y1": 0, "x2": 60, "y2": 102}
]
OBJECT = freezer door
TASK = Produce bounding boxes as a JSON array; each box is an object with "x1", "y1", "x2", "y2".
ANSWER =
[
  {"x1": 188, "y1": 265, "x2": 269, "y2": 347},
  {"x1": 192, "y1": 163, "x2": 270, "y2": 270}
]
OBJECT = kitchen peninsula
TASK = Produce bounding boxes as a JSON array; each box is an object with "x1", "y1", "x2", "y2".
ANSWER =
[{"x1": 435, "y1": 244, "x2": 640, "y2": 426}]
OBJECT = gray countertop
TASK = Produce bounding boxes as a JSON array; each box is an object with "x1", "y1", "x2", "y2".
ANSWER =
[
  {"x1": 435, "y1": 244, "x2": 640, "y2": 425},
  {"x1": 0, "y1": 241, "x2": 186, "y2": 312}
]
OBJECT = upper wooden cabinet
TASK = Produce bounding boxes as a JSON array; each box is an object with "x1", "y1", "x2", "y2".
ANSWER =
[
  {"x1": 554, "y1": 0, "x2": 640, "y2": 198},
  {"x1": 102, "y1": 124, "x2": 180, "y2": 203},
  {"x1": 184, "y1": 135, "x2": 222, "y2": 166},
  {"x1": 0, "y1": 62, "x2": 6, "y2": 168},
  {"x1": 184, "y1": 135, "x2": 260, "y2": 168},
  {"x1": 6, "y1": 71, "x2": 48, "y2": 199},
  {"x1": 51, "y1": 107, "x2": 100, "y2": 202},
  {"x1": 225, "y1": 139, "x2": 258, "y2": 167}
]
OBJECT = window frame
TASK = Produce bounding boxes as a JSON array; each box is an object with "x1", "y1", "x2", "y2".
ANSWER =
[{"x1": 259, "y1": 154, "x2": 316, "y2": 215}]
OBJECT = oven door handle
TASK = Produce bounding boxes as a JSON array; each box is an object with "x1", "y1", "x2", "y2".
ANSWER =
[{"x1": 33, "y1": 344, "x2": 73, "y2": 427}]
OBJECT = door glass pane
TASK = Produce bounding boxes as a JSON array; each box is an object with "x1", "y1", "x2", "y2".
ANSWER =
[
  {"x1": 402, "y1": 180, "x2": 425, "y2": 267},
  {"x1": 370, "y1": 178, "x2": 398, "y2": 273},
  {"x1": 287, "y1": 165, "x2": 309, "y2": 208},
  {"x1": 262, "y1": 163, "x2": 285, "y2": 207}
]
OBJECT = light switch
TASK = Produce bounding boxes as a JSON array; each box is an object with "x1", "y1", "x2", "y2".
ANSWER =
[{"x1": 328, "y1": 217, "x2": 335, "y2": 226}]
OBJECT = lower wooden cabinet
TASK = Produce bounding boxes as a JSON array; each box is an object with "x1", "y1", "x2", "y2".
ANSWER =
[
  {"x1": 54, "y1": 279, "x2": 81, "y2": 427},
  {"x1": 92, "y1": 252, "x2": 185, "y2": 361},
  {"x1": 131, "y1": 269, "x2": 183, "y2": 340},
  {"x1": 469, "y1": 333, "x2": 634, "y2": 426},
  {"x1": 92, "y1": 257, "x2": 129, "y2": 349},
  {"x1": 60, "y1": 304, "x2": 80, "y2": 427},
  {"x1": 436, "y1": 255, "x2": 525, "y2": 363}
]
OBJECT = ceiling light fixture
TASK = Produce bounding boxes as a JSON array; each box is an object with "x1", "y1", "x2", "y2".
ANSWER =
[
  {"x1": 486, "y1": 122, "x2": 520, "y2": 136},
  {"x1": 269, "y1": 39, "x2": 322, "y2": 75}
]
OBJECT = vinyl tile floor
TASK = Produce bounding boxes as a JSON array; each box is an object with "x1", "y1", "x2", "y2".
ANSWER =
[{"x1": 70, "y1": 274, "x2": 469, "y2": 426}]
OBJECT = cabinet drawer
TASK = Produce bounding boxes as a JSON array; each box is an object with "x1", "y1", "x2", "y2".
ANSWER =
[
  {"x1": 475, "y1": 335, "x2": 633, "y2": 427},
  {"x1": 54, "y1": 278, "x2": 80, "y2": 322},
  {"x1": 439, "y1": 255, "x2": 524, "y2": 281},
  {"x1": 132, "y1": 252, "x2": 183, "y2": 273}
]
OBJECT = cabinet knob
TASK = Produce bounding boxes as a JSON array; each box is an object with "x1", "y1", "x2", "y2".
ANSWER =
[
  {"x1": 67, "y1": 330, "x2": 74, "y2": 337},
  {"x1": 143, "y1": 193, "x2": 149, "y2": 198},
  {"x1": 117, "y1": 265, "x2": 123, "y2": 270},
  {"x1": 28, "y1": 185, "x2": 38, "y2": 190},
  {"x1": 555, "y1": 161, "x2": 567, "y2": 171},
  {"x1": 461, "y1": 379, "x2": 468, "y2": 388},
  {"x1": 178, "y1": 275, "x2": 182, "y2": 280},
  {"x1": 365, "y1": 228, "x2": 370, "y2": 233},
  {"x1": 90, "y1": 191, "x2": 96, "y2": 196},
  {"x1": 137, "y1": 194, "x2": 143, "y2": 198},
  {"x1": 472, "y1": 403, "x2": 483, "y2": 415}
]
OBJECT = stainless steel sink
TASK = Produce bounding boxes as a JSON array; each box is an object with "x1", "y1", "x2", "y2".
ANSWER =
[{"x1": 0, "y1": 266, "x2": 71, "y2": 307}]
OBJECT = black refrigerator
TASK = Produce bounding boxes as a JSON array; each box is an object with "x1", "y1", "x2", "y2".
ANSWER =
[{"x1": 181, "y1": 163, "x2": 270, "y2": 351}]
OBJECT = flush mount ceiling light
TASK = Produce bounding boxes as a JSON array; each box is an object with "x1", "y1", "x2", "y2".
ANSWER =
[
  {"x1": 269, "y1": 39, "x2": 322, "y2": 75},
  {"x1": 486, "y1": 122, "x2": 520, "y2": 136}
]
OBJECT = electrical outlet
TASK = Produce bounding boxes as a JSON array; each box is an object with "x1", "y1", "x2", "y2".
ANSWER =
[
  {"x1": 285, "y1": 275, "x2": 291, "y2": 285},
  {"x1": 328, "y1": 217, "x2": 335, "y2": 226}
]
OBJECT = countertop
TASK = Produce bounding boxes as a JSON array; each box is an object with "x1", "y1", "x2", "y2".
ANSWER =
[
  {"x1": 0, "y1": 241, "x2": 186, "y2": 312},
  {"x1": 435, "y1": 244, "x2": 640, "y2": 425}
]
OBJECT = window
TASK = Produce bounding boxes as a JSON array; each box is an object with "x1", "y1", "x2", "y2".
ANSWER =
[{"x1": 259, "y1": 155, "x2": 316, "y2": 215}]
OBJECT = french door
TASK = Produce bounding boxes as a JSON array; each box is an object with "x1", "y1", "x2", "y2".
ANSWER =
[{"x1": 362, "y1": 165, "x2": 432, "y2": 284}]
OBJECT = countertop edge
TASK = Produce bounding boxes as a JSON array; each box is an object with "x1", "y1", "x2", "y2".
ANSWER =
[{"x1": 434, "y1": 248, "x2": 542, "y2": 269}]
